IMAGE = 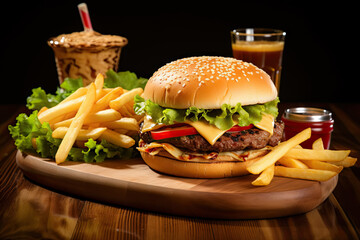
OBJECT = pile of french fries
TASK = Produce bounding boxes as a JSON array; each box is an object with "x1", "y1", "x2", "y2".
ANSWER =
[
  {"x1": 248, "y1": 128, "x2": 357, "y2": 186},
  {"x1": 36, "y1": 74, "x2": 143, "y2": 164}
]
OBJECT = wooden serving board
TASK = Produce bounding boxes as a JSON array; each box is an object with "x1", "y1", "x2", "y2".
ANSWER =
[{"x1": 16, "y1": 150, "x2": 337, "y2": 219}]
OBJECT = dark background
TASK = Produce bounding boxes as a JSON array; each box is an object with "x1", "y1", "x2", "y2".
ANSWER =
[{"x1": 1, "y1": 1, "x2": 358, "y2": 104}]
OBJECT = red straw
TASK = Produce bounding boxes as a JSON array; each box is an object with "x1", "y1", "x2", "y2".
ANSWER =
[{"x1": 78, "y1": 3, "x2": 93, "y2": 31}]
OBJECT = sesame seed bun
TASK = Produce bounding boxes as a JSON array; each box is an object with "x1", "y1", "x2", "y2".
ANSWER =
[{"x1": 142, "y1": 56, "x2": 277, "y2": 109}]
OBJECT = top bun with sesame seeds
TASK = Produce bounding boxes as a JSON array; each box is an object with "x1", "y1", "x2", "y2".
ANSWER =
[{"x1": 142, "y1": 56, "x2": 277, "y2": 109}]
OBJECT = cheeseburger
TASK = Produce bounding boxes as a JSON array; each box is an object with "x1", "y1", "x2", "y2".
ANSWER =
[{"x1": 134, "y1": 56, "x2": 284, "y2": 178}]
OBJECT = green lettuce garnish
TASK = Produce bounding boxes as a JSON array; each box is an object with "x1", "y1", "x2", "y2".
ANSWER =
[
  {"x1": 103, "y1": 69, "x2": 148, "y2": 90},
  {"x1": 26, "y1": 77, "x2": 83, "y2": 110},
  {"x1": 134, "y1": 95, "x2": 279, "y2": 130},
  {"x1": 8, "y1": 111, "x2": 60, "y2": 158}
]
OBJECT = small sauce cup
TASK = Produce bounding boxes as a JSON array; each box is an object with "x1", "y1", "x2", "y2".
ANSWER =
[{"x1": 281, "y1": 107, "x2": 334, "y2": 149}]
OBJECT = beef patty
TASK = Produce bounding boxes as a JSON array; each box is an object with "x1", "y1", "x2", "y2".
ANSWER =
[{"x1": 140, "y1": 121, "x2": 284, "y2": 152}]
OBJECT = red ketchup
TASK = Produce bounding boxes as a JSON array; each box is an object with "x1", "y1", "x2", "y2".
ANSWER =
[{"x1": 281, "y1": 107, "x2": 334, "y2": 149}]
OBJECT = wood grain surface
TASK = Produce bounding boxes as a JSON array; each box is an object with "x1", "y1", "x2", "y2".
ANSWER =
[
  {"x1": 1, "y1": 104, "x2": 360, "y2": 239},
  {"x1": 15, "y1": 150, "x2": 338, "y2": 220}
]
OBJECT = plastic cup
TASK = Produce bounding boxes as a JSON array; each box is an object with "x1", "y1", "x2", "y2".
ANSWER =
[{"x1": 48, "y1": 31, "x2": 128, "y2": 86}]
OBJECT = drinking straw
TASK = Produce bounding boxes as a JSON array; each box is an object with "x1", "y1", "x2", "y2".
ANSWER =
[{"x1": 78, "y1": 3, "x2": 93, "y2": 31}]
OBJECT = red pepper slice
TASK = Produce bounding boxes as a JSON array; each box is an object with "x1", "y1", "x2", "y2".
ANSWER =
[{"x1": 151, "y1": 124, "x2": 254, "y2": 140}]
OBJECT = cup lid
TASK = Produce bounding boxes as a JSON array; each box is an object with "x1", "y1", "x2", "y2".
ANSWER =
[{"x1": 282, "y1": 107, "x2": 333, "y2": 122}]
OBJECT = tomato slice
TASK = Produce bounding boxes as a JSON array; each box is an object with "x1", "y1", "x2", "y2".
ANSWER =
[
  {"x1": 150, "y1": 124, "x2": 254, "y2": 140},
  {"x1": 151, "y1": 126, "x2": 197, "y2": 140},
  {"x1": 226, "y1": 124, "x2": 254, "y2": 132}
]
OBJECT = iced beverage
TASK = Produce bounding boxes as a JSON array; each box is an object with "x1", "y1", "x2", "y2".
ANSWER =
[
  {"x1": 48, "y1": 31, "x2": 128, "y2": 86},
  {"x1": 232, "y1": 41, "x2": 284, "y2": 91},
  {"x1": 231, "y1": 29, "x2": 285, "y2": 92}
]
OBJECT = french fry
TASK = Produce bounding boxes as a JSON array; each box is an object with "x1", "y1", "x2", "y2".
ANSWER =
[
  {"x1": 91, "y1": 87, "x2": 124, "y2": 113},
  {"x1": 38, "y1": 107, "x2": 48, "y2": 115},
  {"x1": 304, "y1": 160, "x2": 343, "y2": 173},
  {"x1": 47, "y1": 114, "x2": 68, "y2": 126},
  {"x1": 302, "y1": 137, "x2": 343, "y2": 173},
  {"x1": 93, "y1": 74, "x2": 111, "y2": 101},
  {"x1": 316, "y1": 138, "x2": 356, "y2": 167},
  {"x1": 47, "y1": 111, "x2": 77, "y2": 127},
  {"x1": 311, "y1": 138, "x2": 357, "y2": 167},
  {"x1": 62, "y1": 111, "x2": 77, "y2": 120},
  {"x1": 99, "y1": 129, "x2": 135, "y2": 148},
  {"x1": 117, "y1": 105, "x2": 132, "y2": 117},
  {"x1": 330, "y1": 157, "x2": 357, "y2": 167},
  {"x1": 113, "y1": 128, "x2": 129, "y2": 135},
  {"x1": 274, "y1": 166, "x2": 338, "y2": 181},
  {"x1": 85, "y1": 109, "x2": 121, "y2": 123},
  {"x1": 312, "y1": 138, "x2": 324, "y2": 150},
  {"x1": 55, "y1": 83, "x2": 96, "y2": 164},
  {"x1": 94, "y1": 73, "x2": 104, "y2": 90},
  {"x1": 252, "y1": 164, "x2": 275, "y2": 186},
  {"x1": 125, "y1": 100, "x2": 136, "y2": 114},
  {"x1": 61, "y1": 87, "x2": 87, "y2": 104},
  {"x1": 100, "y1": 117, "x2": 139, "y2": 131},
  {"x1": 278, "y1": 156, "x2": 309, "y2": 169},
  {"x1": 247, "y1": 128, "x2": 311, "y2": 174},
  {"x1": 284, "y1": 149, "x2": 350, "y2": 162},
  {"x1": 53, "y1": 117, "x2": 79, "y2": 128},
  {"x1": 54, "y1": 109, "x2": 121, "y2": 128},
  {"x1": 38, "y1": 96, "x2": 85, "y2": 124},
  {"x1": 101, "y1": 88, "x2": 113, "y2": 94},
  {"x1": 31, "y1": 138, "x2": 37, "y2": 149},
  {"x1": 109, "y1": 88, "x2": 143, "y2": 111},
  {"x1": 52, "y1": 127, "x2": 107, "y2": 140},
  {"x1": 86, "y1": 123, "x2": 101, "y2": 128}
]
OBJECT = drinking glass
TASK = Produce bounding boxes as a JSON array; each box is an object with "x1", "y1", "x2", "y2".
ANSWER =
[{"x1": 231, "y1": 28, "x2": 286, "y2": 92}]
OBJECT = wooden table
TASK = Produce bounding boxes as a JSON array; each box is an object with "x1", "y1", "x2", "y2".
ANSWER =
[{"x1": 1, "y1": 103, "x2": 359, "y2": 239}]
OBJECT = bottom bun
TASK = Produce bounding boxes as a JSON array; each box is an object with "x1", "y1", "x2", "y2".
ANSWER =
[{"x1": 140, "y1": 151, "x2": 258, "y2": 179}]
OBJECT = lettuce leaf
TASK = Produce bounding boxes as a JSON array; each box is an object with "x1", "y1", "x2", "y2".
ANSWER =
[
  {"x1": 8, "y1": 111, "x2": 61, "y2": 158},
  {"x1": 60, "y1": 77, "x2": 84, "y2": 91},
  {"x1": 26, "y1": 87, "x2": 62, "y2": 110},
  {"x1": 134, "y1": 95, "x2": 279, "y2": 130},
  {"x1": 26, "y1": 77, "x2": 84, "y2": 110},
  {"x1": 104, "y1": 69, "x2": 148, "y2": 90},
  {"x1": 83, "y1": 139, "x2": 134, "y2": 163}
]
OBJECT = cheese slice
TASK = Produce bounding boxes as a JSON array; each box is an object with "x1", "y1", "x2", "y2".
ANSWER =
[
  {"x1": 185, "y1": 120, "x2": 227, "y2": 145},
  {"x1": 142, "y1": 115, "x2": 164, "y2": 132},
  {"x1": 254, "y1": 113, "x2": 274, "y2": 136}
]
